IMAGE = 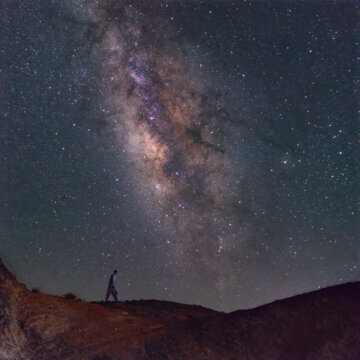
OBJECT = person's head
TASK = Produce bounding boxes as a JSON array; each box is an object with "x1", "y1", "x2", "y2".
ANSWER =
[{"x1": 113, "y1": 270, "x2": 118, "y2": 275}]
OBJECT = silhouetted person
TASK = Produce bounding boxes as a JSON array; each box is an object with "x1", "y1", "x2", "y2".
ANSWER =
[{"x1": 105, "y1": 270, "x2": 118, "y2": 302}]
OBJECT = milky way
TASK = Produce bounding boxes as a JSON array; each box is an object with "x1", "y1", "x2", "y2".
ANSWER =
[
  {"x1": 96, "y1": 3, "x2": 247, "y2": 296},
  {"x1": 2, "y1": 0, "x2": 358, "y2": 311}
]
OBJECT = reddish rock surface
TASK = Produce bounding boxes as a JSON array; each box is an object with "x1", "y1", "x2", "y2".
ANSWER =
[{"x1": 1, "y1": 257, "x2": 359, "y2": 360}]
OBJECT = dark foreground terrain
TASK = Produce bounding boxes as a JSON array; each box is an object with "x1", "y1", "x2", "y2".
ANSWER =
[{"x1": 1, "y1": 257, "x2": 359, "y2": 360}]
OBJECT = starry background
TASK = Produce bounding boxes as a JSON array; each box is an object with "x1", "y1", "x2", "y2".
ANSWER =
[{"x1": 1, "y1": 0, "x2": 359, "y2": 311}]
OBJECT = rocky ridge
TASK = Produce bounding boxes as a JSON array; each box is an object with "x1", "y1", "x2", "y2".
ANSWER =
[{"x1": 1, "y1": 257, "x2": 359, "y2": 360}]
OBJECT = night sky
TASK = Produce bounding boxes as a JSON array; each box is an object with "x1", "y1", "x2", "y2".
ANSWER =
[{"x1": 1, "y1": 0, "x2": 359, "y2": 311}]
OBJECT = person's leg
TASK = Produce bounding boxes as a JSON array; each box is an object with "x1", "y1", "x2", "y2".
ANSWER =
[
  {"x1": 109, "y1": 286, "x2": 115, "y2": 301},
  {"x1": 113, "y1": 288, "x2": 118, "y2": 302},
  {"x1": 105, "y1": 287, "x2": 111, "y2": 301}
]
